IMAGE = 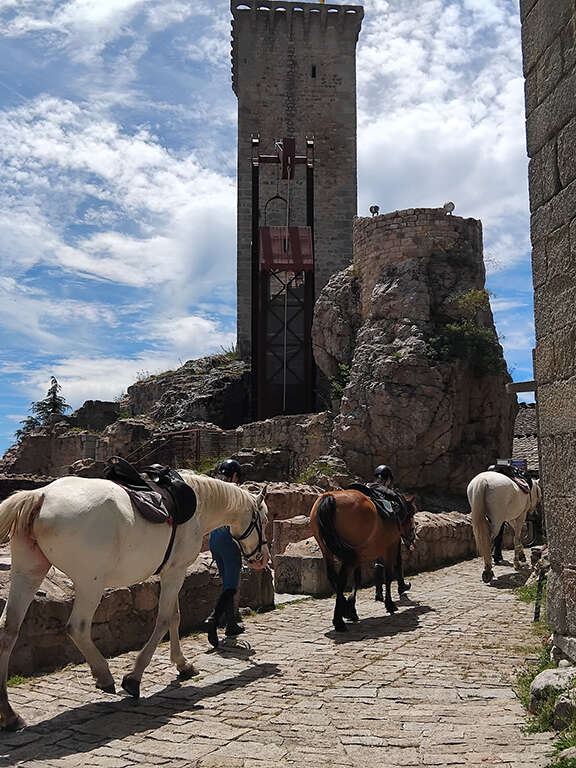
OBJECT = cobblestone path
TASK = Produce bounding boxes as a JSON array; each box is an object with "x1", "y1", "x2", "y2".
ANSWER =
[{"x1": 0, "y1": 558, "x2": 554, "y2": 768}]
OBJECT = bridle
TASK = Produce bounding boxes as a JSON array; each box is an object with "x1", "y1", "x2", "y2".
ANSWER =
[{"x1": 233, "y1": 505, "x2": 268, "y2": 563}]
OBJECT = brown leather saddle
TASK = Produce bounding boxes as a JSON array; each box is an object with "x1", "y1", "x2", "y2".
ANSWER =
[{"x1": 105, "y1": 456, "x2": 197, "y2": 573}]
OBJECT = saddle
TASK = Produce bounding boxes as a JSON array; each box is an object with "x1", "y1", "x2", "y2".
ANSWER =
[
  {"x1": 488, "y1": 463, "x2": 532, "y2": 494},
  {"x1": 347, "y1": 482, "x2": 405, "y2": 522},
  {"x1": 104, "y1": 457, "x2": 197, "y2": 574}
]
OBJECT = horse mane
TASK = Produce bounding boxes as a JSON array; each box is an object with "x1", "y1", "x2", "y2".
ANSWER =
[{"x1": 176, "y1": 470, "x2": 264, "y2": 520}]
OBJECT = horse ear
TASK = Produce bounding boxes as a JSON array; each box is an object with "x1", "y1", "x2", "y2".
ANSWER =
[
  {"x1": 404, "y1": 494, "x2": 415, "y2": 503},
  {"x1": 256, "y1": 484, "x2": 268, "y2": 507}
]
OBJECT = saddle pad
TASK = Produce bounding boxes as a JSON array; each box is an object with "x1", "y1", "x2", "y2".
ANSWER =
[{"x1": 513, "y1": 477, "x2": 531, "y2": 494}]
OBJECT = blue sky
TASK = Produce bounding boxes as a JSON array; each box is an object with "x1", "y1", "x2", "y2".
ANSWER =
[{"x1": 0, "y1": 0, "x2": 535, "y2": 457}]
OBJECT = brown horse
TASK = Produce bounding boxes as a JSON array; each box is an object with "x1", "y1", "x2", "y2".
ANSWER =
[{"x1": 310, "y1": 489, "x2": 417, "y2": 632}]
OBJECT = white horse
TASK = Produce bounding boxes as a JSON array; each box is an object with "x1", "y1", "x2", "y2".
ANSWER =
[
  {"x1": 0, "y1": 471, "x2": 269, "y2": 731},
  {"x1": 467, "y1": 471, "x2": 541, "y2": 584}
]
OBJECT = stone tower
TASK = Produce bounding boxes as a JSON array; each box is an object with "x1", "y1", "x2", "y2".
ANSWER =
[{"x1": 231, "y1": 0, "x2": 363, "y2": 416}]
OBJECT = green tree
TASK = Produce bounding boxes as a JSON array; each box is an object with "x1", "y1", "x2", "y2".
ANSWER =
[
  {"x1": 30, "y1": 377, "x2": 71, "y2": 422},
  {"x1": 14, "y1": 416, "x2": 41, "y2": 442}
]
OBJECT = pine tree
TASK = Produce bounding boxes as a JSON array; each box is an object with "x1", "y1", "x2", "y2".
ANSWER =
[
  {"x1": 30, "y1": 377, "x2": 71, "y2": 422},
  {"x1": 14, "y1": 416, "x2": 41, "y2": 441}
]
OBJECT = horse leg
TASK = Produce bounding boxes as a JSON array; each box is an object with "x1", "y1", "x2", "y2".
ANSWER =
[
  {"x1": 374, "y1": 560, "x2": 384, "y2": 602},
  {"x1": 0, "y1": 537, "x2": 50, "y2": 730},
  {"x1": 122, "y1": 566, "x2": 185, "y2": 697},
  {"x1": 396, "y1": 542, "x2": 411, "y2": 595},
  {"x1": 493, "y1": 523, "x2": 505, "y2": 564},
  {"x1": 332, "y1": 564, "x2": 349, "y2": 632},
  {"x1": 66, "y1": 577, "x2": 115, "y2": 692},
  {"x1": 512, "y1": 515, "x2": 527, "y2": 570},
  {"x1": 384, "y1": 563, "x2": 397, "y2": 614},
  {"x1": 344, "y1": 568, "x2": 361, "y2": 622},
  {"x1": 169, "y1": 599, "x2": 198, "y2": 680}
]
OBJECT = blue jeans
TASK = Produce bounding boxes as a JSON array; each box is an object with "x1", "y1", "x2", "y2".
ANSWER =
[{"x1": 209, "y1": 526, "x2": 242, "y2": 591}]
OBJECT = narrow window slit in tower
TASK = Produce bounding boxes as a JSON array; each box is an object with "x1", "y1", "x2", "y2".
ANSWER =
[{"x1": 311, "y1": 65, "x2": 317, "y2": 78}]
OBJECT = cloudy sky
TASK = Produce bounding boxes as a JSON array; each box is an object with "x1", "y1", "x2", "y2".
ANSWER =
[{"x1": 0, "y1": 0, "x2": 534, "y2": 456}]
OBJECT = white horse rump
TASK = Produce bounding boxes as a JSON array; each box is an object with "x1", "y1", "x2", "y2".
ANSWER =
[
  {"x1": 467, "y1": 471, "x2": 541, "y2": 583},
  {"x1": 0, "y1": 471, "x2": 269, "y2": 730}
]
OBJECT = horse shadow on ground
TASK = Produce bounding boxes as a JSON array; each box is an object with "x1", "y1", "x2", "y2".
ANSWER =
[
  {"x1": 489, "y1": 569, "x2": 530, "y2": 590},
  {"x1": 325, "y1": 602, "x2": 434, "y2": 644},
  {"x1": 0, "y1": 662, "x2": 280, "y2": 764}
]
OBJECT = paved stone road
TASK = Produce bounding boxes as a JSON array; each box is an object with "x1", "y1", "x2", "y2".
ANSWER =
[{"x1": 0, "y1": 558, "x2": 554, "y2": 768}]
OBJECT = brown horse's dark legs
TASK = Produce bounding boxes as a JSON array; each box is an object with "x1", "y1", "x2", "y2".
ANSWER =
[
  {"x1": 384, "y1": 564, "x2": 397, "y2": 614},
  {"x1": 374, "y1": 561, "x2": 384, "y2": 602},
  {"x1": 396, "y1": 543, "x2": 411, "y2": 595},
  {"x1": 333, "y1": 564, "x2": 349, "y2": 632},
  {"x1": 344, "y1": 568, "x2": 361, "y2": 622}
]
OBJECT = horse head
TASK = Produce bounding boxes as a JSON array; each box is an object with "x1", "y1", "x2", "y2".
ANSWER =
[{"x1": 399, "y1": 493, "x2": 418, "y2": 549}]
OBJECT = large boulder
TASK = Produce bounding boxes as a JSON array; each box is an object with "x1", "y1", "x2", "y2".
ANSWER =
[
  {"x1": 313, "y1": 209, "x2": 517, "y2": 492},
  {"x1": 126, "y1": 355, "x2": 251, "y2": 430}
]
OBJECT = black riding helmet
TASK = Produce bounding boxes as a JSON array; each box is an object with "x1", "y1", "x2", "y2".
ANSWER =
[
  {"x1": 217, "y1": 458, "x2": 242, "y2": 481},
  {"x1": 374, "y1": 464, "x2": 393, "y2": 484}
]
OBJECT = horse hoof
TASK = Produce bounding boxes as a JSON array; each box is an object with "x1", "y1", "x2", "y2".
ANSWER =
[
  {"x1": 97, "y1": 682, "x2": 116, "y2": 694},
  {"x1": 482, "y1": 570, "x2": 494, "y2": 583},
  {"x1": 375, "y1": 592, "x2": 384, "y2": 602},
  {"x1": 178, "y1": 664, "x2": 198, "y2": 681},
  {"x1": 399, "y1": 582, "x2": 411, "y2": 595},
  {"x1": 386, "y1": 603, "x2": 397, "y2": 614},
  {"x1": 2, "y1": 713, "x2": 26, "y2": 732},
  {"x1": 519, "y1": 552, "x2": 527, "y2": 563},
  {"x1": 334, "y1": 623, "x2": 348, "y2": 633},
  {"x1": 121, "y1": 675, "x2": 141, "y2": 698}
]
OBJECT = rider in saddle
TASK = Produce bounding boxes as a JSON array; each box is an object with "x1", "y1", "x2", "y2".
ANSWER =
[
  {"x1": 369, "y1": 464, "x2": 411, "y2": 598},
  {"x1": 368, "y1": 464, "x2": 406, "y2": 518},
  {"x1": 205, "y1": 458, "x2": 246, "y2": 648}
]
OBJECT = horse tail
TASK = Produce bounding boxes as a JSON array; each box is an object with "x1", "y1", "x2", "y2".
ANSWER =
[
  {"x1": 315, "y1": 494, "x2": 355, "y2": 565},
  {"x1": 468, "y1": 477, "x2": 492, "y2": 561},
  {"x1": 0, "y1": 490, "x2": 44, "y2": 544}
]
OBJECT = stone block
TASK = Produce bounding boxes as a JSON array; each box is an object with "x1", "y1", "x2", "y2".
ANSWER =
[
  {"x1": 520, "y1": 0, "x2": 539, "y2": 22},
  {"x1": 522, "y1": 1, "x2": 573, "y2": 75},
  {"x1": 529, "y1": 141, "x2": 559, "y2": 211},
  {"x1": 547, "y1": 568, "x2": 568, "y2": 635},
  {"x1": 540, "y1": 433, "x2": 576, "y2": 496},
  {"x1": 537, "y1": 379, "x2": 576, "y2": 436},
  {"x1": 546, "y1": 222, "x2": 573, "y2": 282},
  {"x1": 536, "y1": 35, "x2": 564, "y2": 105},
  {"x1": 559, "y1": 118, "x2": 576, "y2": 188},
  {"x1": 272, "y1": 515, "x2": 312, "y2": 564},
  {"x1": 561, "y1": 20, "x2": 576, "y2": 75},
  {"x1": 534, "y1": 284, "x2": 576, "y2": 338},
  {"x1": 563, "y1": 568, "x2": 576, "y2": 636},
  {"x1": 526, "y1": 71, "x2": 576, "y2": 156},
  {"x1": 529, "y1": 666, "x2": 576, "y2": 714},
  {"x1": 546, "y1": 494, "x2": 576, "y2": 571}
]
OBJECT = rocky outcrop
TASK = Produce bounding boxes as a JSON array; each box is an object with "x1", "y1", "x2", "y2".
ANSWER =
[
  {"x1": 127, "y1": 355, "x2": 251, "y2": 430},
  {"x1": 313, "y1": 208, "x2": 517, "y2": 492}
]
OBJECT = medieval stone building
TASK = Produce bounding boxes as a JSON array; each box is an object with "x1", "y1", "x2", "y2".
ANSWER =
[
  {"x1": 231, "y1": 1, "x2": 363, "y2": 417},
  {"x1": 521, "y1": 2, "x2": 576, "y2": 658}
]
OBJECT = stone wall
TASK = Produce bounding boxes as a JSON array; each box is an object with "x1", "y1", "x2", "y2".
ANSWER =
[
  {"x1": 521, "y1": 0, "x2": 576, "y2": 659},
  {"x1": 231, "y1": 0, "x2": 363, "y2": 359},
  {"x1": 4, "y1": 554, "x2": 273, "y2": 677},
  {"x1": 274, "y1": 511, "x2": 478, "y2": 594}
]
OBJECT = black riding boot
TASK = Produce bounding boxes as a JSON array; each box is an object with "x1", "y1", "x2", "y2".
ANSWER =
[
  {"x1": 224, "y1": 589, "x2": 245, "y2": 638},
  {"x1": 205, "y1": 590, "x2": 230, "y2": 648}
]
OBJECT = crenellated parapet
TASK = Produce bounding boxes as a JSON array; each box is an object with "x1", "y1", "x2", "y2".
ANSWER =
[{"x1": 231, "y1": 1, "x2": 363, "y2": 95}]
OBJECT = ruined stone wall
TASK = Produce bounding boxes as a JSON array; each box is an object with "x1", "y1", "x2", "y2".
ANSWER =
[
  {"x1": 231, "y1": 1, "x2": 363, "y2": 358},
  {"x1": 521, "y1": 0, "x2": 576, "y2": 658}
]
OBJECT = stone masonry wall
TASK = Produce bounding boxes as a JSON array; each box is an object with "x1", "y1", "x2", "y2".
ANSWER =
[
  {"x1": 232, "y1": 1, "x2": 363, "y2": 358},
  {"x1": 521, "y1": 1, "x2": 576, "y2": 659}
]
